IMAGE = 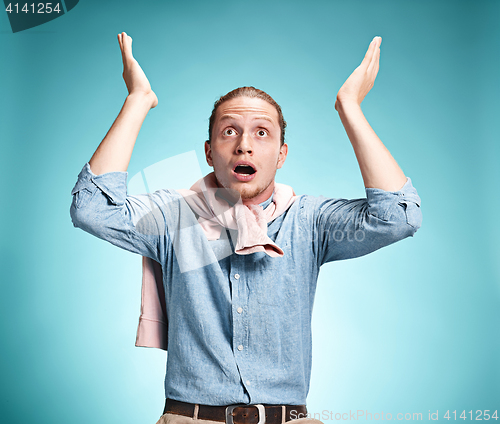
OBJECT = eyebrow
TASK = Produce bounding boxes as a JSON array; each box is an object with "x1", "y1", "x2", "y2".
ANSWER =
[{"x1": 218, "y1": 114, "x2": 275, "y2": 125}]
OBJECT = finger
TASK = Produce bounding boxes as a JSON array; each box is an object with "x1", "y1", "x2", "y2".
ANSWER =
[
  {"x1": 123, "y1": 34, "x2": 134, "y2": 61},
  {"x1": 367, "y1": 37, "x2": 381, "y2": 74},
  {"x1": 369, "y1": 37, "x2": 380, "y2": 63},
  {"x1": 118, "y1": 33, "x2": 127, "y2": 64},
  {"x1": 361, "y1": 37, "x2": 377, "y2": 67},
  {"x1": 369, "y1": 47, "x2": 380, "y2": 77},
  {"x1": 374, "y1": 38, "x2": 381, "y2": 72},
  {"x1": 118, "y1": 32, "x2": 132, "y2": 61},
  {"x1": 119, "y1": 33, "x2": 125, "y2": 50}
]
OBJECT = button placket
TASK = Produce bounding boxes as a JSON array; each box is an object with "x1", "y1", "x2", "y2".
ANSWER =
[{"x1": 230, "y1": 259, "x2": 251, "y2": 391}]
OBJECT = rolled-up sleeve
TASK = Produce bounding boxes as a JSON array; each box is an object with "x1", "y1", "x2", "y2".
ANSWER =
[
  {"x1": 310, "y1": 177, "x2": 422, "y2": 265},
  {"x1": 70, "y1": 162, "x2": 175, "y2": 262}
]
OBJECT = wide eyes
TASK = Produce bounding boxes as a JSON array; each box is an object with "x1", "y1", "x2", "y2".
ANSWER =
[
  {"x1": 223, "y1": 128, "x2": 236, "y2": 136},
  {"x1": 222, "y1": 128, "x2": 269, "y2": 137},
  {"x1": 256, "y1": 129, "x2": 268, "y2": 137}
]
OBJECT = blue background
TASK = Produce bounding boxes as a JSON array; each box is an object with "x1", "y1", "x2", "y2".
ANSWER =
[{"x1": 1, "y1": 0, "x2": 499, "y2": 423}]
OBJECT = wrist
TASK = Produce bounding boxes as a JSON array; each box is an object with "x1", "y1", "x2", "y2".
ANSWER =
[
  {"x1": 335, "y1": 96, "x2": 362, "y2": 115},
  {"x1": 126, "y1": 91, "x2": 157, "y2": 109}
]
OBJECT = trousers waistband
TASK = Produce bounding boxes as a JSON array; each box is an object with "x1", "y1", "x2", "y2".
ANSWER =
[{"x1": 164, "y1": 398, "x2": 307, "y2": 424}]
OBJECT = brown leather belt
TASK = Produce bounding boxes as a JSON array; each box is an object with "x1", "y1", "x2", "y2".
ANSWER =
[{"x1": 164, "y1": 398, "x2": 307, "y2": 424}]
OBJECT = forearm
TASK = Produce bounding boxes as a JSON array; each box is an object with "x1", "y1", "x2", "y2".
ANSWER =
[
  {"x1": 336, "y1": 99, "x2": 407, "y2": 191},
  {"x1": 89, "y1": 92, "x2": 155, "y2": 175}
]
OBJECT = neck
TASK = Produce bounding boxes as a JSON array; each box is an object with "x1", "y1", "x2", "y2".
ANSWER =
[{"x1": 241, "y1": 181, "x2": 275, "y2": 206}]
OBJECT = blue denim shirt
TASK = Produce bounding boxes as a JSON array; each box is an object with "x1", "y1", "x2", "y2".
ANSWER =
[{"x1": 70, "y1": 162, "x2": 422, "y2": 406}]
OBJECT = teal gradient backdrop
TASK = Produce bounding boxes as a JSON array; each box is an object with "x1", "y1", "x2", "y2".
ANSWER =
[{"x1": 1, "y1": 1, "x2": 499, "y2": 423}]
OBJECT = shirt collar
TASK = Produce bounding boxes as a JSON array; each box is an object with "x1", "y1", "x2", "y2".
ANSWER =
[{"x1": 258, "y1": 192, "x2": 274, "y2": 209}]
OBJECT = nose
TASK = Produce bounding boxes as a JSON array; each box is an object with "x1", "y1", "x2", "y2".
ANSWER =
[{"x1": 236, "y1": 132, "x2": 253, "y2": 154}]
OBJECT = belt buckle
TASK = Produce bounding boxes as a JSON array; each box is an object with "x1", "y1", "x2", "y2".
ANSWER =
[{"x1": 225, "y1": 404, "x2": 266, "y2": 424}]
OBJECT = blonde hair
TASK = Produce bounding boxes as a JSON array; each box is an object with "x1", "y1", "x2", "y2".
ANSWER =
[{"x1": 208, "y1": 86, "x2": 287, "y2": 146}]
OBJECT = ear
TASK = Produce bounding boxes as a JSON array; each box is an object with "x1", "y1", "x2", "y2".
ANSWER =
[
  {"x1": 204, "y1": 141, "x2": 214, "y2": 167},
  {"x1": 276, "y1": 143, "x2": 288, "y2": 169}
]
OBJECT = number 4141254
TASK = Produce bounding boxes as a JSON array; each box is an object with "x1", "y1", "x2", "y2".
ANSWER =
[
  {"x1": 5, "y1": 3, "x2": 61, "y2": 14},
  {"x1": 444, "y1": 410, "x2": 498, "y2": 420}
]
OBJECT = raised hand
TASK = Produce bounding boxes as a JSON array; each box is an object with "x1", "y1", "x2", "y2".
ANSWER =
[
  {"x1": 118, "y1": 32, "x2": 158, "y2": 109},
  {"x1": 335, "y1": 36, "x2": 381, "y2": 110}
]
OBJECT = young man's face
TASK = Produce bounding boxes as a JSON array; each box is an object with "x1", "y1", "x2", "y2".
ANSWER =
[{"x1": 205, "y1": 96, "x2": 288, "y2": 205}]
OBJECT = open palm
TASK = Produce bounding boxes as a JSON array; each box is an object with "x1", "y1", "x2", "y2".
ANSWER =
[
  {"x1": 118, "y1": 32, "x2": 158, "y2": 108},
  {"x1": 335, "y1": 36, "x2": 381, "y2": 110}
]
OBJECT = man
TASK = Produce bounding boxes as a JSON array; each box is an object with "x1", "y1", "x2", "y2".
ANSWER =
[{"x1": 70, "y1": 32, "x2": 422, "y2": 424}]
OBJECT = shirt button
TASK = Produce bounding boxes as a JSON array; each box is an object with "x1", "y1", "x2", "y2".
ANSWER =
[
  {"x1": 237, "y1": 345, "x2": 243, "y2": 351},
  {"x1": 234, "y1": 274, "x2": 240, "y2": 280},
  {"x1": 246, "y1": 380, "x2": 251, "y2": 385},
  {"x1": 237, "y1": 307, "x2": 243, "y2": 314}
]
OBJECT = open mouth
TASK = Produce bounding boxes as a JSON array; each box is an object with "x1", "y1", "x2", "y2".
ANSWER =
[
  {"x1": 232, "y1": 162, "x2": 257, "y2": 182},
  {"x1": 234, "y1": 164, "x2": 256, "y2": 175}
]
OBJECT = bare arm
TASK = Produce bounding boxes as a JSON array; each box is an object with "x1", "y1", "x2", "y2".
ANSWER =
[
  {"x1": 89, "y1": 32, "x2": 158, "y2": 175},
  {"x1": 335, "y1": 36, "x2": 407, "y2": 192}
]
